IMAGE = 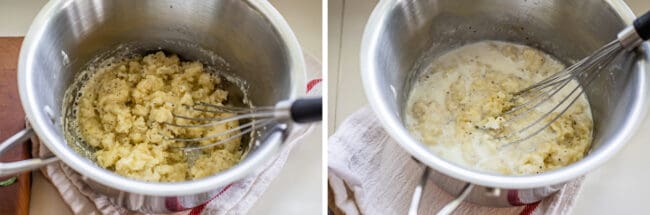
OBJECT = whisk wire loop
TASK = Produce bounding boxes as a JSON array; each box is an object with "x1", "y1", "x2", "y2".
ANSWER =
[
  {"x1": 163, "y1": 98, "x2": 321, "y2": 152},
  {"x1": 498, "y1": 40, "x2": 625, "y2": 146},
  {"x1": 179, "y1": 119, "x2": 275, "y2": 152},
  {"x1": 166, "y1": 112, "x2": 276, "y2": 128}
]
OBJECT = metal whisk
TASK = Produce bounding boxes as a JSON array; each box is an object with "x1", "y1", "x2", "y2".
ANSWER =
[
  {"x1": 165, "y1": 97, "x2": 322, "y2": 151},
  {"x1": 499, "y1": 11, "x2": 650, "y2": 145}
]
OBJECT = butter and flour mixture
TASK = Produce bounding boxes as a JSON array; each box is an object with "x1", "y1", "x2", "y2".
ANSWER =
[
  {"x1": 72, "y1": 51, "x2": 242, "y2": 182},
  {"x1": 405, "y1": 41, "x2": 593, "y2": 175}
]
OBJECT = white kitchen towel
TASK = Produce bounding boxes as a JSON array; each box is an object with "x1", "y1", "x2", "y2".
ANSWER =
[
  {"x1": 32, "y1": 53, "x2": 322, "y2": 215},
  {"x1": 328, "y1": 107, "x2": 584, "y2": 215}
]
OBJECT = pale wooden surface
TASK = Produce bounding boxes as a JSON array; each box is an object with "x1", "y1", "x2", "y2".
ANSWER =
[{"x1": 0, "y1": 37, "x2": 31, "y2": 215}]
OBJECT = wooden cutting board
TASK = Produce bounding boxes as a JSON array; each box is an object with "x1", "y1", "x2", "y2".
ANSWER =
[{"x1": 0, "y1": 37, "x2": 31, "y2": 215}]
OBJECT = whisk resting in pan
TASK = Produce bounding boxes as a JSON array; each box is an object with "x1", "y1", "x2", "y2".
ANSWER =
[
  {"x1": 498, "y1": 11, "x2": 650, "y2": 146},
  {"x1": 165, "y1": 97, "x2": 322, "y2": 151}
]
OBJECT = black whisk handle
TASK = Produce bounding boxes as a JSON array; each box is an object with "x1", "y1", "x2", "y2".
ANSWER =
[
  {"x1": 290, "y1": 97, "x2": 322, "y2": 123},
  {"x1": 635, "y1": 10, "x2": 650, "y2": 40}
]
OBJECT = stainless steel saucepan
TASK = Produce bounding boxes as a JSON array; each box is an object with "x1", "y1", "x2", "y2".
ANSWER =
[
  {"x1": 361, "y1": 0, "x2": 650, "y2": 213},
  {"x1": 0, "y1": 0, "x2": 304, "y2": 213}
]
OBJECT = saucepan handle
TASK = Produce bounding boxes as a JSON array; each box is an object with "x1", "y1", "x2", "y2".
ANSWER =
[
  {"x1": 0, "y1": 128, "x2": 59, "y2": 177},
  {"x1": 408, "y1": 167, "x2": 474, "y2": 215}
]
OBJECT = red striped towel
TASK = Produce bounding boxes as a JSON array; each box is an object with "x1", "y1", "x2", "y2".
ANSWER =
[{"x1": 328, "y1": 107, "x2": 584, "y2": 215}]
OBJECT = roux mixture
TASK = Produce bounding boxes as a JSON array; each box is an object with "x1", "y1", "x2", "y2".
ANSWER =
[
  {"x1": 73, "y1": 51, "x2": 242, "y2": 182},
  {"x1": 405, "y1": 41, "x2": 593, "y2": 175}
]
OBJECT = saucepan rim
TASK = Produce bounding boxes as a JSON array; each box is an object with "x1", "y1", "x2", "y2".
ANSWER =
[
  {"x1": 361, "y1": 0, "x2": 649, "y2": 189},
  {"x1": 18, "y1": 0, "x2": 306, "y2": 196}
]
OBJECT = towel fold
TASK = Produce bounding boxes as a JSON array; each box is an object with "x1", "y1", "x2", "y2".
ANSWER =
[{"x1": 328, "y1": 107, "x2": 583, "y2": 215}]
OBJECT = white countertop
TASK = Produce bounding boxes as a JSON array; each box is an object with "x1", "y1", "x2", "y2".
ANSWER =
[
  {"x1": 6, "y1": 0, "x2": 650, "y2": 214},
  {"x1": 329, "y1": 0, "x2": 650, "y2": 214},
  {"x1": 0, "y1": 0, "x2": 322, "y2": 214}
]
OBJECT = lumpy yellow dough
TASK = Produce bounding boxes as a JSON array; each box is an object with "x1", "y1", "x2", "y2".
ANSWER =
[
  {"x1": 405, "y1": 41, "x2": 593, "y2": 175},
  {"x1": 76, "y1": 51, "x2": 242, "y2": 182}
]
